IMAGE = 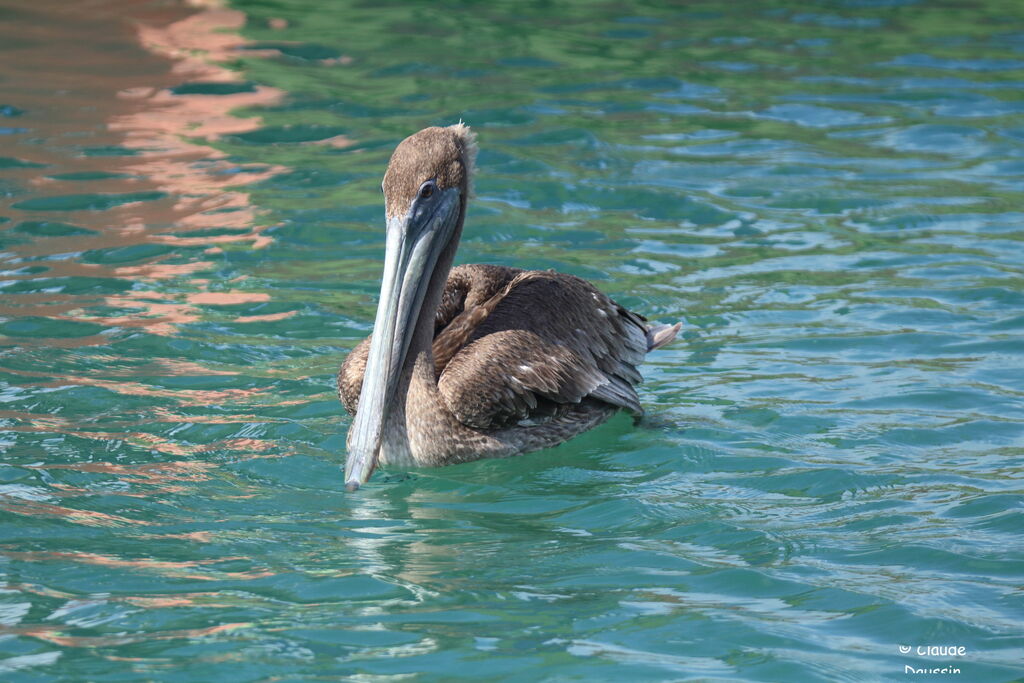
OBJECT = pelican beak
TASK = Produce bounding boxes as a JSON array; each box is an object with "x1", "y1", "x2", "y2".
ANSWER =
[{"x1": 345, "y1": 187, "x2": 461, "y2": 490}]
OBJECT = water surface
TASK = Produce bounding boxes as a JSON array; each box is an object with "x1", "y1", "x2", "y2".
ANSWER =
[{"x1": 1, "y1": 0, "x2": 1023, "y2": 680}]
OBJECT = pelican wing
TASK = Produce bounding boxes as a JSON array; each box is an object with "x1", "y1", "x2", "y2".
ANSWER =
[
  {"x1": 338, "y1": 335, "x2": 370, "y2": 415},
  {"x1": 437, "y1": 270, "x2": 648, "y2": 431},
  {"x1": 338, "y1": 264, "x2": 523, "y2": 415}
]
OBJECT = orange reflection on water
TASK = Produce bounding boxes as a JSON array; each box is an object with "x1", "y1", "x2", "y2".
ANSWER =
[
  {"x1": 27, "y1": 460, "x2": 218, "y2": 498},
  {"x1": 0, "y1": 334, "x2": 116, "y2": 350},
  {"x1": 5, "y1": 621, "x2": 252, "y2": 649},
  {"x1": 147, "y1": 531, "x2": 215, "y2": 544},
  {"x1": 123, "y1": 592, "x2": 228, "y2": 609},
  {"x1": 155, "y1": 229, "x2": 274, "y2": 249},
  {"x1": 1, "y1": 0, "x2": 292, "y2": 341},
  {"x1": 58, "y1": 376, "x2": 267, "y2": 407},
  {"x1": 23, "y1": 459, "x2": 213, "y2": 499},
  {"x1": 235, "y1": 310, "x2": 298, "y2": 323},
  {"x1": 150, "y1": 407, "x2": 276, "y2": 425},
  {"x1": 34, "y1": 460, "x2": 216, "y2": 484},
  {"x1": 202, "y1": 438, "x2": 286, "y2": 459},
  {"x1": 118, "y1": 6, "x2": 286, "y2": 259},
  {"x1": 65, "y1": 288, "x2": 281, "y2": 337},
  {"x1": 186, "y1": 291, "x2": 271, "y2": 305},
  {"x1": 29, "y1": 423, "x2": 198, "y2": 456},
  {"x1": 0, "y1": 361, "x2": 271, "y2": 418},
  {"x1": 72, "y1": 291, "x2": 199, "y2": 337},
  {"x1": 111, "y1": 262, "x2": 215, "y2": 282},
  {"x1": 0, "y1": 497, "x2": 150, "y2": 528},
  {"x1": 312, "y1": 134, "x2": 356, "y2": 149},
  {"x1": 134, "y1": 359, "x2": 238, "y2": 377},
  {"x1": 1, "y1": 549, "x2": 274, "y2": 582},
  {"x1": 3, "y1": 583, "x2": 78, "y2": 601}
]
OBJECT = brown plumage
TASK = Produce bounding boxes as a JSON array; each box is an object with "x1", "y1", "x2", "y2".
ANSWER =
[{"x1": 339, "y1": 124, "x2": 679, "y2": 484}]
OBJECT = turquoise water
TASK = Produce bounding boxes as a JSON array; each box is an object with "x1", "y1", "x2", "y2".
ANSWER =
[{"x1": 2, "y1": 0, "x2": 1023, "y2": 680}]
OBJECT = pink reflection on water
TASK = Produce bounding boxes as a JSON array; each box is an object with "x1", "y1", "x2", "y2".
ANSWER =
[
  {"x1": 3, "y1": 621, "x2": 253, "y2": 648},
  {"x1": 0, "y1": 1, "x2": 292, "y2": 339},
  {"x1": 186, "y1": 291, "x2": 271, "y2": 305},
  {"x1": 0, "y1": 2, "x2": 317, "y2": 531},
  {"x1": 0, "y1": 497, "x2": 151, "y2": 528},
  {"x1": 1, "y1": 546, "x2": 275, "y2": 586}
]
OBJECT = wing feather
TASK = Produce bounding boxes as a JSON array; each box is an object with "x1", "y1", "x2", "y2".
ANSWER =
[
  {"x1": 340, "y1": 265, "x2": 663, "y2": 430},
  {"x1": 338, "y1": 264, "x2": 522, "y2": 414},
  {"x1": 437, "y1": 270, "x2": 648, "y2": 431}
]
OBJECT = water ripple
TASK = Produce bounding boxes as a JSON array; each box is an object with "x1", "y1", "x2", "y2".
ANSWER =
[{"x1": 0, "y1": 0, "x2": 1022, "y2": 680}]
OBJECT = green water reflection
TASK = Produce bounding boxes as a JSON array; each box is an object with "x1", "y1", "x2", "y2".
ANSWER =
[{"x1": 0, "y1": 0, "x2": 1022, "y2": 680}]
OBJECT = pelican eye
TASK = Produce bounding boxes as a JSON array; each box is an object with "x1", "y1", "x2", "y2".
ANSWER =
[{"x1": 418, "y1": 180, "x2": 436, "y2": 200}]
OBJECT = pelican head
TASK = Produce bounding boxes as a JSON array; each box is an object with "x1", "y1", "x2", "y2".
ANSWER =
[{"x1": 345, "y1": 124, "x2": 477, "y2": 490}]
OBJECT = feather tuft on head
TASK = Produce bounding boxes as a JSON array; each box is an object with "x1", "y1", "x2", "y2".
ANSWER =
[{"x1": 447, "y1": 121, "x2": 478, "y2": 198}]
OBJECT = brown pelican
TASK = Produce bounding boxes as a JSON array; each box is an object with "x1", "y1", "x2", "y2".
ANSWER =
[{"x1": 339, "y1": 124, "x2": 680, "y2": 490}]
